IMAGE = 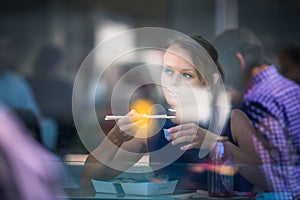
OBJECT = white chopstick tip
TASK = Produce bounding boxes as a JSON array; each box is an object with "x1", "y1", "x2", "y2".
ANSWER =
[
  {"x1": 104, "y1": 115, "x2": 175, "y2": 120},
  {"x1": 168, "y1": 108, "x2": 176, "y2": 112}
]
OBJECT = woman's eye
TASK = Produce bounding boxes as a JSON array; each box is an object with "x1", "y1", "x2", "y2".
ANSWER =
[
  {"x1": 164, "y1": 68, "x2": 174, "y2": 75},
  {"x1": 183, "y1": 73, "x2": 193, "y2": 79}
]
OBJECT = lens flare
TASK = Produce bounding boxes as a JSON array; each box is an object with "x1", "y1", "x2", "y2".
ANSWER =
[{"x1": 129, "y1": 99, "x2": 156, "y2": 138}]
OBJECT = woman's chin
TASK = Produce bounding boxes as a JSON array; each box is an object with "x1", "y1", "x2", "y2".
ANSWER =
[{"x1": 165, "y1": 98, "x2": 178, "y2": 108}]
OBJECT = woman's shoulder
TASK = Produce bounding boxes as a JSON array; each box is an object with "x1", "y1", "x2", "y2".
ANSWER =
[
  {"x1": 230, "y1": 108, "x2": 255, "y2": 135},
  {"x1": 230, "y1": 108, "x2": 246, "y2": 118},
  {"x1": 230, "y1": 108, "x2": 245, "y2": 117},
  {"x1": 230, "y1": 108, "x2": 252, "y2": 125}
]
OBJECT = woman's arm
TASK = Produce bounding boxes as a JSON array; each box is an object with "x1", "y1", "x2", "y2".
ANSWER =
[
  {"x1": 229, "y1": 109, "x2": 261, "y2": 164},
  {"x1": 226, "y1": 109, "x2": 268, "y2": 190},
  {"x1": 80, "y1": 110, "x2": 147, "y2": 190}
]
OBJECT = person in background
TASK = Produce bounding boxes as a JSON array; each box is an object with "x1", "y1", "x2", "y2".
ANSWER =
[
  {"x1": 214, "y1": 29, "x2": 300, "y2": 199},
  {"x1": 29, "y1": 45, "x2": 78, "y2": 154},
  {"x1": 277, "y1": 45, "x2": 300, "y2": 84},
  {"x1": 0, "y1": 103, "x2": 66, "y2": 200},
  {"x1": 81, "y1": 35, "x2": 265, "y2": 193},
  {"x1": 0, "y1": 33, "x2": 59, "y2": 151},
  {"x1": 0, "y1": 32, "x2": 42, "y2": 142},
  {"x1": 0, "y1": 32, "x2": 40, "y2": 116}
]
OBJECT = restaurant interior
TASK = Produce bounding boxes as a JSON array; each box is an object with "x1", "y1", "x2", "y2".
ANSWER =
[{"x1": 0, "y1": 0, "x2": 300, "y2": 199}]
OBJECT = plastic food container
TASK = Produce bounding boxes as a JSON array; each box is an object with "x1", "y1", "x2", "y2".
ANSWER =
[{"x1": 92, "y1": 179, "x2": 178, "y2": 196}]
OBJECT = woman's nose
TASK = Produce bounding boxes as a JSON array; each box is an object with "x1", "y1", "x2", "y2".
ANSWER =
[{"x1": 170, "y1": 73, "x2": 181, "y2": 86}]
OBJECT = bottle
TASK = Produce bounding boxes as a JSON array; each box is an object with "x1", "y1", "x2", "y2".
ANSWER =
[{"x1": 208, "y1": 136, "x2": 234, "y2": 197}]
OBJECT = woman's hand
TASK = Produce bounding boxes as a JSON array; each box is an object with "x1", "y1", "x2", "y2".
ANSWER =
[
  {"x1": 108, "y1": 110, "x2": 145, "y2": 145},
  {"x1": 166, "y1": 123, "x2": 217, "y2": 150}
]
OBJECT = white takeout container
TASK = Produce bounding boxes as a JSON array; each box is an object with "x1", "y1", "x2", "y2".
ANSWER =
[{"x1": 92, "y1": 179, "x2": 178, "y2": 196}]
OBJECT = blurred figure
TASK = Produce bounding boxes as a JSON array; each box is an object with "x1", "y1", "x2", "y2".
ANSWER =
[
  {"x1": 0, "y1": 32, "x2": 40, "y2": 116},
  {"x1": 0, "y1": 34, "x2": 43, "y2": 142},
  {"x1": 29, "y1": 45, "x2": 78, "y2": 155},
  {"x1": 277, "y1": 45, "x2": 300, "y2": 84},
  {"x1": 0, "y1": 33, "x2": 58, "y2": 151},
  {"x1": 0, "y1": 103, "x2": 66, "y2": 200},
  {"x1": 214, "y1": 29, "x2": 300, "y2": 198},
  {"x1": 212, "y1": 32, "x2": 244, "y2": 107}
]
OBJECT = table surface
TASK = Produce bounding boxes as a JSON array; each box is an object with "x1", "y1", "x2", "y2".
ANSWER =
[
  {"x1": 57, "y1": 188, "x2": 256, "y2": 200},
  {"x1": 61, "y1": 156, "x2": 290, "y2": 200}
]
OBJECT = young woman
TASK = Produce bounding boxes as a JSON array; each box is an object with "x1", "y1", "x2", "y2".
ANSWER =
[{"x1": 81, "y1": 35, "x2": 266, "y2": 192}]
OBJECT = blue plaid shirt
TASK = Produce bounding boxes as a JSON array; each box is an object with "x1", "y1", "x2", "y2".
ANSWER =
[{"x1": 242, "y1": 66, "x2": 300, "y2": 198}]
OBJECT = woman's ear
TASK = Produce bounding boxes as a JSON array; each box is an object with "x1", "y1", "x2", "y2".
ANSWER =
[
  {"x1": 236, "y1": 52, "x2": 246, "y2": 70},
  {"x1": 213, "y1": 73, "x2": 219, "y2": 84}
]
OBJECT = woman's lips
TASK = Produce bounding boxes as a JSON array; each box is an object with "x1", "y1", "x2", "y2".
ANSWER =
[
  {"x1": 165, "y1": 88, "x2": 176, "y2": 97},
  {"x1": 165, "y1": 89, "x2": 179, "y2": 108}
]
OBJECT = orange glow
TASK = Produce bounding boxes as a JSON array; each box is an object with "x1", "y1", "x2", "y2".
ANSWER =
[
  {"x1": 130, "y1": 99, "x2": 154, "y2": 127},
  {"x1": 130, "y1": 99, "x2": 153, "y2": 114},
  {"x1": 129, "y1": 99, "x2": 158, "y2": 139},
  {"x1": 189, "y1": 163, "x2": 238, "y2": 176}
]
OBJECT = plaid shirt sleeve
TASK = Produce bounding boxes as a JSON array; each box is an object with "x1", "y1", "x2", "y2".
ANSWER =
[{"x1": 244, "y1": 100, "x2": 297, "y2": 196}]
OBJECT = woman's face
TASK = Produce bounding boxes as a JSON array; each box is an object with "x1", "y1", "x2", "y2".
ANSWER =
[{"x1": 161, "y1": 46, "x2": 211, "y2": 123}]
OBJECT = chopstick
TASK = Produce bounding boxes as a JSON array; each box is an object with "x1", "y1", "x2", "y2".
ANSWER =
[{"x1": 105, "y1": 114, "x2": 175, "y2": 120}]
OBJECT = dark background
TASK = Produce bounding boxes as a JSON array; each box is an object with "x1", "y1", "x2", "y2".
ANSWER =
[
  {"x1": 1, "y1": 0, "x2": 299, "y2": 78},
  {"x1": 1, "y1": 0, "x2": 300, "y2": 154}
]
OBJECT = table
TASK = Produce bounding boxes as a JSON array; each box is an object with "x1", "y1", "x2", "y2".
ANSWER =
[
  {"x1": 57, "y1": 188, "x2": 255, "y2": 200},
  {"x1": 61, "y1": 156, "x2": 292, "y2": 200}
]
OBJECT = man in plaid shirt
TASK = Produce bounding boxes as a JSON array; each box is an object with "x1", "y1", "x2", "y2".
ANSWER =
[{"x1": 214, "y1": 29, "x2": 300, "y2": 199}]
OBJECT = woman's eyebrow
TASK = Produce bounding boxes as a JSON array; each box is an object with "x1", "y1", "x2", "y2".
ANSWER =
[
  {"x1": 181, "y1": 69, "x2": 196, "y2": 72},
  {"x1": 163, "y1": 64, "x2": 173, "y2": 68},
  {"x1": 180, "y1": 69, "x2": 199, "y2": 75}
]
